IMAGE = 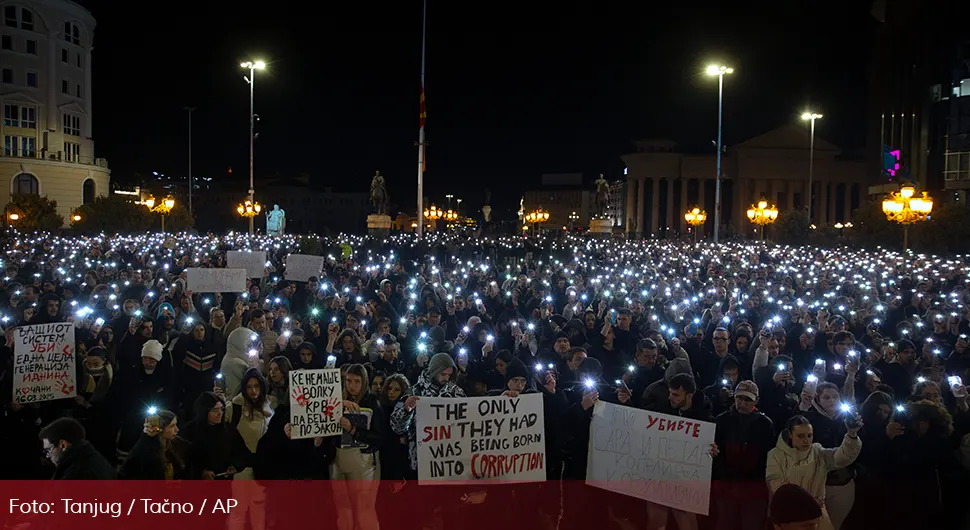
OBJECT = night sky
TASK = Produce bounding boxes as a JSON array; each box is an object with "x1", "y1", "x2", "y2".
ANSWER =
[{"x1": 79, "y1": 0, "x2": 873, "y2": 217}]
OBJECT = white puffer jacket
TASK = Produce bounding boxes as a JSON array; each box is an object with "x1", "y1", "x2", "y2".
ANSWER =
[{"x1": 766, "y1": 430, "x2": 861, "y2": 503}]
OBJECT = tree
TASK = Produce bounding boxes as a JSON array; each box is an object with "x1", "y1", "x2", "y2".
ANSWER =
[
  {"x1": 846, "y1": 200, "x2": 903, "y2": 250},
  {"x1": 774, "y1": 209, "x2": 812, "y2": 245},
  {"x1": 72, "y1": 195, "x2": 152, "y2": 234},
  {"x1": 4, "y1": 194, "x2": 64, "y2": 232},
  {"x1": 159, "y1": 203, "x2": 195, "y2": 233},
  {"x1": 911, "y1": 204, "x2": 970, "y2": 254}
]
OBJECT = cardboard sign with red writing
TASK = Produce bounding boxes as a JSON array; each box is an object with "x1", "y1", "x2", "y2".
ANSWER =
[
  {"x1": 586, "y1": 401, "x2": 716, "y2": 515},
  {"x1": 13, "y1": 323, "x2": 77, "y2": 404},
  {"x1": 288, "y1": 369, "x2": 342, "y2": 439},
  {"x1": 416, "y1": 393, "x2": 545, "y2": 484}
]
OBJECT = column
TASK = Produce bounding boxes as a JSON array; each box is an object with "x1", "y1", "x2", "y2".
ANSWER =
[
  {"x1": 843, "y1": 183, "x2": 852, "y2": 222},
  {"x1": 769, "y1": 180, "x2": 780, "y2": 207},
  {"x1": 46, "y1": 30, "x2": 58, "y2": 131},
  {"x1": 625, "y1": 178, "x2": 636, "y2": 234},
  {"x1": 680, "y1": 178, "x2": 689, "y2": 232},
  {"x1": 787, "y1": 181, "x2": 795, "y2": 211},
  {"x1": 665, "y1": 178, "x2": 674, "y2": 234},
  {"x1": 637, "y1": 177, "x2": 645, "y2": 236},
  {"x1": 650, "y1": 177, "x2": 659, "y2": 237},
  {"x1": 83, "y1": 49, "x2": 93, "y2": 137},
  {"x1": 698, "y1": 179, "x2": 706, "y2": 237}
]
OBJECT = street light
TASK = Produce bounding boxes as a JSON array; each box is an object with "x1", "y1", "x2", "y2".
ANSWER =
[
  {"x1": 746, "y1": 199, "x2": 778, "y2": 241},
  {"x1": 236, "y1": 199, "x2": 262, "y2": 220},
  {"x1": 801, "y1": 112, "x2": 823, "y2": 221},
  {"x1": 684, "y1": 207, "x2": 707, "y2": 242},
  {"x1": 568, "y1": 211, "x2": 580, "y2": 231},
  {"x1": 882, "y1": 183, "x2": 933, "y2": 251},
  {"x1": 241, "y1": 59, "x2": 266, "y2": 235},
  {"x1": 444, "y1": 209, "x2": 459, "y2": 222},
  {"x1": 423, "y1": 205, "x2": 443, "y2": 220},
  {"x1": 706, "y1": 63, "x2": 734, "y2": 243},
  {"x1": 525, "y1": 208, "x2": 550, "y2": 233},
  {"x1": 8, "y1": 213, "x2": 19, "y2": 221},
  {"x1": 144, "y1": 195, "x2": 176, "y2": 232}
]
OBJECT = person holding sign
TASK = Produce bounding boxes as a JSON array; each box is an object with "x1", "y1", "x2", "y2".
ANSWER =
[{"x1": 331, "y1": 364, "x2": 384, "y2": 530}]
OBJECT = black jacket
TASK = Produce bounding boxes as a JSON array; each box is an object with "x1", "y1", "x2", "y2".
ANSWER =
[
  {"x1": 712, "y1": 408, "x2": 774, "y2": 497},
  {"x1": 52, "y1": 440, "x2": 117, "y2": 480}
]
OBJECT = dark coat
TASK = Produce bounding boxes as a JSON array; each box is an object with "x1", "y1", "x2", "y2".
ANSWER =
[{"x1": 52, "y1": 440, "x2": 117, "y2": 480}]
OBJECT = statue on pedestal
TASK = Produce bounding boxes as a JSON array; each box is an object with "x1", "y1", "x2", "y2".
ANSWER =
[
  {"x1": 482, "y1": 187, "x2": 492, "y2": 222},
  {"x1": 370, "y1": 170, "x2": 388, "y2": 215},
  {"x1": 594, "y1": 173, "x2": 610, "y2": 218},
  {"x1": 266, "y1": 204, "x2": 286, "y2": 236}
]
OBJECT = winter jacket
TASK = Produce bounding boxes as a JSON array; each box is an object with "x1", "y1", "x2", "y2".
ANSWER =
[
  {"x1": 223, "y1": 328, "x2": 256, "y2": 397},
  {"x1": 712, "y1": 407, "x2": 774, "y2": 498},
  {"x1": 390, "y1": 364, "x2": 466, "y2": 470},
  {"x1": 640, "y1": 357, "x2": 693, "y2": 410},
  {"x1": 765, "y1": 431, "x2": 861, "y2": 503},
  {"x1": 51, "y1": 440, "x2": 117, "y2": 480}
]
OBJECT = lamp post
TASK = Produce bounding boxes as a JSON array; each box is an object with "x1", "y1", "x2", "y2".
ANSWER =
[
  {"x1": 801, "y1": 112, "x2": 822, "y2": 221},
  {"x1": 525, "y1": 208, "x2": 550, "y2": 234},
  {"x1": 236, "y1": 199, "x2": 262, "y2": 229},
  {"x1": 568, "y1": 211, "x2": 580, "y2": 231},
  {"x1": 240, "y1": 59, "x2": 266, "y2": 235},
  {"x1": 145, "y1": 196, "x2": 176, "y2": 232},
  {"x1": 423, "y1": 204, "x2": 443, "y2": 231},
  {"x1": 184, "y1": 106, "x2": 196, "y2": 216},
  {"x1": 882, "y1": 183, "x2": 933, "y2": 251},
  {"x1": 706, "y1": 64, "x2": 733, "y2": 243},
  {"x1": 684, "y1": 207, "x2": 707, "y2": 243},
  {"x1": 746, "y1": 199, "x2": 779, "y2": 241}
]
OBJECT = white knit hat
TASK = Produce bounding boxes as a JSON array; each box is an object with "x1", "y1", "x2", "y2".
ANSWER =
[{"x1": 141, "y1": 340, "x2": 164, "y2": 362}]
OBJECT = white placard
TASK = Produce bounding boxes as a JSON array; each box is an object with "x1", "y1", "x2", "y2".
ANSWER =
[
  {"x1": 586, "y1": 401, "x2": 715, "y2": 515},
  {"x1": 289, "y1": 369, "x2": 343, "y2": 439},
  {"x1": 285, "y1": 254, "x2": 325, "y2": 282},
  {"x1": 416, "y1": 393, "x2": 546, "y2": 484},
  {"x1": 187, "y1": 268, "x2": 247, "y2": 293},
  {"x1": 13, "y1": 323, "x2": 77, "y2": 404},
  {"x1": 227, "y1": 250, "x2": 267, "y2": 279}
]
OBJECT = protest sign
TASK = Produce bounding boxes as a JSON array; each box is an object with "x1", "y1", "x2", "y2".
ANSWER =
[
  {"x1": 12, "y1": 323, "x2": 77, "y2": 404},
  {"x1": 187, "y1": 268, "x2": 247, "y2": 293},
  {"x1": 227, "y1": 251, "x2": 268, "y2": 279},
  {"x1": 288, "y1": 369, "x2": 343, "y2": 439},
  {"x1": 586, "y1": 401, "x2": 715, "y2": 515},
  {"x1": 285, "y1": 254, "x2": 325, "y2": 282},
  {"x1": 416, "y1": 393, "x2": 545, "y2": 484}
]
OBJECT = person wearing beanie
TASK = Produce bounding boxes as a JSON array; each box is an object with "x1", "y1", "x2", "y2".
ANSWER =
[
  {"x1": 390, "y1": 352, "x2": 465, "y2": 475},
  {"x1": 110, "y1": 340, "x2": 175, "y2": 464},
  {"x1": 487, "y1": 358, "x2": 532, "y2": 396},
  {"x1": 141, "y1": 340, "x2": 164, "y2": 373},
  {"x1": 769, "y1": 484, "x2": 822, "y2": 530}
]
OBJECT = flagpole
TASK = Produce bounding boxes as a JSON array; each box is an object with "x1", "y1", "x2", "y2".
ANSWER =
[{"x1": 416, "y1": 0, "x2": 427, "y2": 238}]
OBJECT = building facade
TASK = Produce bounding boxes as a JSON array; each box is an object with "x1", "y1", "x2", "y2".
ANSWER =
[
  {"x1": 0, "y1": 0, "x2": 108, "y2": 222},
  {"x1": 623, "y1": 126, "x2": 867, "y2": 237}
]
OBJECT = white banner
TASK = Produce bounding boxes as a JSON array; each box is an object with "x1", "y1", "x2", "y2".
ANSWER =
[
  {"x1": 586, "y1": 402, "x2": 715, "y2": 515},
  {"x1": 227, "y1": 250, "x2": 267, "y2": 279},
  {"x1": 13, "y1": 323, "x2": 77, "y2": 404},
  {"x1": 416, "y1": 393, "x2": 545, "y2": 484},
  {"x1": 285, "y1": 254, "x2": 325, "y2": 282},
  {"x1": 289, "y1": 369, "x2": 343, "y2": 439},
  {"x1": 186, "y1": 268, "x2": 247, "y2": 293}
]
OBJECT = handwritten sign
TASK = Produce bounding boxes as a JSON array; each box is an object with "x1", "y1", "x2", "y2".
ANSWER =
[
  {"x1": 13, "y1": 323, "x2": 77, "y2": 404},
  {"x1": 416, "y1": 393, "x2": 545, "y2": 484},
  {"x1": 187, "y1": 268, "x2": 247, "y2": 293},
  {"x1": 288, "y1": 369, "x2": 343, "y2": 439},
  {"x1": 226, "y1": 251, "x2": 267, "y2": 279},
  {"x1": 586, "y1": 402, "x2": 715, "y2": 515},
  {"x1": 284, "y1": 254, "x2": 324, "y2": 282}
]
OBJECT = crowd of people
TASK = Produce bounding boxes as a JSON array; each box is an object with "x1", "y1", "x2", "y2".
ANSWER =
[{"x1": 1, "y1": 231, "x2": 969, "y2": 530}]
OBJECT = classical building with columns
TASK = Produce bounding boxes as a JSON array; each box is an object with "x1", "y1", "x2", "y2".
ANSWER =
[
  {"x1": 622, "y1": 125, "x2": 866, "y2": 237},
  {"x1": 0, "y1": 0, "x2": 109, "y2": 223}
]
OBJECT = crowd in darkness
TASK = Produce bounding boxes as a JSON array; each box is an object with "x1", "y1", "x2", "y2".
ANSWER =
[{"x1": 1, "y1": 232, "x2": 969, "y2": 530}]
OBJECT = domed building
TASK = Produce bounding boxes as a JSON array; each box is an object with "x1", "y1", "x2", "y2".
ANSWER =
[{"x1": 0, "y1": 0, "x2": 109, "y2": 224}]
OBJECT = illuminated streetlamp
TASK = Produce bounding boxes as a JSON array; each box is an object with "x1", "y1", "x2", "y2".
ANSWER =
[
  {"x1": 144, "y1": 195, "x2": 176, "y2": 232},
  {"x1": 746, "y1": 199, "x2": 779, "y2": 241},
  {"x1": 801, "y1": 112, "x2": 823, "y2": 220},
  {"x1": 240, "y1": 59, "x2": 266, "y2": 235},
  {"x1": 525, "y1": 208, "x2": 550, "y2": 233},
  {"x1": 236, "y1": 199, "x2": 262, "y2": 219},
  {"x1": 706, "y1": 63, "x2": 733, "y2": 243},
  {"x1": 423, "y1": 204, "x2": 443, "y2": 220},
  {"x1": 882, "y1": 183, "x2": 933, "y2": 251},
  {"x1": 684, "y1": 207, "x2": 707, "y2": 242}
]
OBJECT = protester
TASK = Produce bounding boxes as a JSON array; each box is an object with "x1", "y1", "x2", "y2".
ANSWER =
[{"x1": 39, "y1": 417, "x2": 116, "y2": 479}]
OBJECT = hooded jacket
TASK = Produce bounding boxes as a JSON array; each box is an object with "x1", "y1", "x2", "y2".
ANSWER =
[
  {"x1": 390, "y1": 352, "x2": 466, "y2": 470},
  {"x1": 765, "y1": 431, "x2": 861, "y2": 503},
  {"x1": 179, "y1": 393, "x2": 250, "y2": 478},
  {"x1": 223, "y1": 327, "x2": 257, "y2": 397},
  {"x1": 226, "y1": 369, "x2": 273, "y2": 480},
  {"x1": 641, "y1": 357, "x2": 692, "y2": 409}
]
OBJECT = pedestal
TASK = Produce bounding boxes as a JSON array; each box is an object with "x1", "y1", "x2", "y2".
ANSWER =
[
  {"x1": 588, "y1": 218, "x2": 613, "y2": 235},
  {"x1": 367, "y1": 214, "x2": 392, "y2": 236}
]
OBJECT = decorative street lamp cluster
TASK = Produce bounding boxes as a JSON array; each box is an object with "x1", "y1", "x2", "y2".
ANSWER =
[
  {"x1": 443, "y1": 209, "x2": 459, "y2": 222},
  {"x1": 236, "y1": 199, "x2": 262, "y2": 218},
  {"x1": 144, "y1": 196, "x2": 176, "y2": 233},
  {"x1": 882, "y1": 183, "x2": 933, "y2": 251},
  {"x1": 746, "y1": 200, "x2": 779, "y2": 241},
  {"x1": 684, "y1": 207, "x2": 707, "y2": 242},
  {"x1": 424, "y1": 205, "x2": 443, "y2": 220}
]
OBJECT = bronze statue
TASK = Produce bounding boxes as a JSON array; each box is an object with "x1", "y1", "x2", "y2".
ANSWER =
[
  {"x1": 594, "y1": 173, "x2": 610, "y2": 217},
  {"x1": 370, "y1": 170, "x2": 388, "y2": 215}
]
